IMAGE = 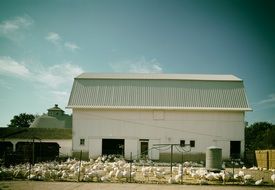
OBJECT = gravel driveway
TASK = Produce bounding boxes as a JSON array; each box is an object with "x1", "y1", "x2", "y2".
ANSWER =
[{"x1": 1, "y1": 181, "x2": 274, "y2": 190}]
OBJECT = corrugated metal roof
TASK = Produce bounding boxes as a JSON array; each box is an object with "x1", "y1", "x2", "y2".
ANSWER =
[
  {"x1": 76, "y1": 73, "x2": 242, "y2": 81},
  {"x1": 67, "y1": 73, "x2": 251, "y2": 111}
]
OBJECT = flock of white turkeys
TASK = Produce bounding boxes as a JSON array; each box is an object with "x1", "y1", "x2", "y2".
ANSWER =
[{"x1": 0, "y1": 155, "x2": 274, "y2": 186}]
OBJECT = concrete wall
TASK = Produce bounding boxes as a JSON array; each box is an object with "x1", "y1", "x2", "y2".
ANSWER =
[{"x1": 72, "y1": 109, "x2": 245, "y2": 160}]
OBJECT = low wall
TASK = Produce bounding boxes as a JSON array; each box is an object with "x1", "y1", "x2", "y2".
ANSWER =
[
  {"x1": 72, "y1": 151, "x2": 89, "y2": 161},
  {"x1": 255, "y1": 149, "x2": 275, "y2": 169}
]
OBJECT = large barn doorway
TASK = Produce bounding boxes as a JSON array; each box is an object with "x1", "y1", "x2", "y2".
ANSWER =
[
  {"x1": 230, "y1": 141, "x2": 241, "y2": 159},
  {"x1": 102, "y1": 139, "x2": 124, "y2": 156},
  {"x1": 140, "y1": 140, "x2": 149, "y2": 159}
]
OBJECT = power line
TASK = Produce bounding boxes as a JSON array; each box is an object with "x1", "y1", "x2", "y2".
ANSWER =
[{"x1": 153, "y1": 143, "x2": 192, "y2": 177}]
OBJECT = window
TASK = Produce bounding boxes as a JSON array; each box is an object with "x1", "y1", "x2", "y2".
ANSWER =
[
  {"x1": 80, "y1": 138, "x2": 85, "y2": 145},
  {"x1": 180, "y1": 140, "x2": 185, "y2": 147},
  {"x1": 190, "y1": 140, "x2": 195, "y2": 147}
]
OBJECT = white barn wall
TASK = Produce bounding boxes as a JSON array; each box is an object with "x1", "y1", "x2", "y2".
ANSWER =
[
  {"x1": 72, "y1": 109, "x2": 245, "y2": 160},
  {"x1": 89, "y1": 138, "x2": 102, "y2": 158}
]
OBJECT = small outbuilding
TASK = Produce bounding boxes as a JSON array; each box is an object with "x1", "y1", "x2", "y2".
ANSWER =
[
  {"x1": 30, "y1": 104, "x2": 72, "y2": 129},
  {"x1": 0, "y1": 127, "x2": 72, "y2": 164},
  {"x1": 67, "y1": 73, "x2": 251, "y2": 161},
  {"x1": 1, "y1": 104, "x2": 73, "y2": 164}
]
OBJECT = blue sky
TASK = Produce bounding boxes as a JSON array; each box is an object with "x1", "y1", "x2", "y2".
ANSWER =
[{"x1": 0, "y1": 0, "x2": 274, "y2": 127}]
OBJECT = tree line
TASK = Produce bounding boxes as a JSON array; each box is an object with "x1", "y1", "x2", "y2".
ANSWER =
[{"x1": 245, "y1": 122, "x2": 275, "y2": 151}]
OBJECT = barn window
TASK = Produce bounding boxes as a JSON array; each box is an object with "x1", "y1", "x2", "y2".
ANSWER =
[
  {"x1": 190, "y1": 140, "x2": 195, "y2": 147},
  {"x1": 80, "y1": 139, "x2": 85, "y2": 145},
  {"x1": 180, "y1": 140, "x2": 185, "y2": 147}
]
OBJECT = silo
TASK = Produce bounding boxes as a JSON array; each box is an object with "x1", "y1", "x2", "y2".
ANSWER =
[{"x1": 206, "y1": 146, "x2": 222, "y2": 172}]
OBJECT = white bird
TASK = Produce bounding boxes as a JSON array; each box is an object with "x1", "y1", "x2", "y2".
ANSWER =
[
  {"x1": 238, "y1": 170, "x2": 244, "y2": 177},
  {"x1": 172, "y1": 166, "x2": 178, "y2": 174},
  {"x1": 108, "y1": 170, "x2": 115, "y2": 178},
  {"x1": 168, "y1": 177, "x2": 176, "y2": 184},
  {"x1": 130, "y1": 171, "x2": 136, "y2": 180},
  {"x1": 27, "y1": 174, "x2": 36, "y2": 180},
  {"x1": 141, "y1": 166, "x2": 150, "y2": 173},
  {"x1": 205, "y1": 172, "x2": 216, "y2": 181},
  {"x1": 234, "y1": 173, "x2": 242, "y2": 181},
  {"x1": 220, "y1": 170, "x2": 232, "y2": 184},
  {"x1": 198, "y1": 178, "x2": 208, "y2": 185},
  {"x1": 100, "y1": 175, "x2": 110, "y2": 182},
  {"x1": 249, "y1": 166, "x2": 258, "y2": 170},
  {"x1": 222, "y1": 162, "x2": 226, "y2": 169},
  {"x1": 243, "y1": 174, "x2": 253, "y2": 184},
  {"x1": 271, "y1": 170, "x2": 275, "y2": 184},
  {"x1": 243, "y1": 174, "x2": 252, "y2": 181},
  {"x1": 154, "y1": 171, "x2": 165, "y2": 183},
  {"x1": 115, "y1": 169, "x2": 123, "y2": 181},
  {"x1": 142, "y1": 171, "x2": 149, "y2": 181},
  {"x1": 255, "y1": 177, "x2": 264, "y2": 185},
  {"x1": 174, "y1": 173, "x2": 182, "y2": 183},
  {"x1": 141, "y1": 166, "x2": 150, "y2": 181},
  {"x1": 156, "y1": 167, "x2": 165, "y2": 173}
]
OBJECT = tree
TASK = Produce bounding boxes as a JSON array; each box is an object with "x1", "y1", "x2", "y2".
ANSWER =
[
  {"x1": 245, "y1": 122, "x2": 275, "y2": 151},
  {"x1": 8, "y1": 113, "x2": 35, "y2": 128}
]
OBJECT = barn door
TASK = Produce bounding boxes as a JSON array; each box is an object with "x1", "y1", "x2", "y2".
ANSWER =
[
  {"x1": 230, "y1": 141, "x2": 241, "y2": 159},
  {"x1": 89, "y1": 138, "x2": 102, "y2": 159},
  {"x1": 149, "y1": 139, "x2": 160, "y2": 160}
]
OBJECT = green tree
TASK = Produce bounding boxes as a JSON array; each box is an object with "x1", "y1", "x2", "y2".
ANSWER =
[
  {"x1": 8, "y1": 113, "x2": 35, "y2": 128},
  {"x1": 245, "y1": 122, "x2": 275, "y2": 151}
]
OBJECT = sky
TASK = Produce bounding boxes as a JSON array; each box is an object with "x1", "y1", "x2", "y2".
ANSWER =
[{"x1": 0, "y1": 0, "x2": 274, "y2": 127}]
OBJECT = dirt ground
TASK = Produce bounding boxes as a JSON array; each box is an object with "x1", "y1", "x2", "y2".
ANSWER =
[{"x1": 0, "y1": 181, "x2": 274, "y2": 190}]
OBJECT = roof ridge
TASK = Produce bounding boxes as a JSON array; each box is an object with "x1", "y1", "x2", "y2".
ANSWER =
[{"x1": 76, "y1": 73, "x2": 242, "y2": 81}]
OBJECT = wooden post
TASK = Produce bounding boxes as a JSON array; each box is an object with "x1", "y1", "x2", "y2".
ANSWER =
[
  {"x1": 130, "y1": 152, "x2": 132, "y2": 183},
  {"x1": 32, "y1": 138, "x2": 35, "y2": 165},
  {"x1": 78, "y1": 150, "x2": 82, "y2": 182},
  {"x1": 181, "y1": 152, "x2": 183, "y2": 184},
  {"x1": 267, "y1": 151, "x2": 269, "y2": 170},
  {"x1": 170, "y1": 145, "x2": 173, "y2": 177}
]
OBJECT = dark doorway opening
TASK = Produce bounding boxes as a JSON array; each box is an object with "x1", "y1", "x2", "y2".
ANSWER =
[
  {"x1": 102, "y1": 139, "x2": 124, "y2": 156},
  {"x1": 16, "y1": 142, "x2": 60, "y2": 162},
  {"x1": 230, "y1": 141, "x2": 241, "y2": 159},
  {"x1": 0, "y1": 141, "x2": 13, "y2": 158},
  {"x1": 140, "y1": 141, "x2": 149, "y2": 158}
]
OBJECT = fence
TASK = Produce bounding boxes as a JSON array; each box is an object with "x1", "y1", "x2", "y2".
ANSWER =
[{"x1": 255, "y1": 149, "x2": 275, "y2": 169}]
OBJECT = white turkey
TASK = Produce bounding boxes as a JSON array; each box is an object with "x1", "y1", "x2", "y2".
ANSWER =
[{"x1": 271, "y1": 169, "x2": 275, "y2": 184}]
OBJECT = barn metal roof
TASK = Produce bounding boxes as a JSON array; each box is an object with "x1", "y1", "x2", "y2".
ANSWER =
[
  {"x1": 67, "y1": 73, "x2": 251, "y2": 111},
  {"x1": 76, "y1": 73, "x2": 242, "y2": 81}
]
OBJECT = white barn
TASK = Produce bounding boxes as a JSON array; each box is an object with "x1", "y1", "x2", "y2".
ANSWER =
[{"x1": 67, "y1": 73, "x2": 251, "y2": 161}]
